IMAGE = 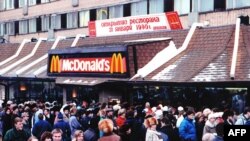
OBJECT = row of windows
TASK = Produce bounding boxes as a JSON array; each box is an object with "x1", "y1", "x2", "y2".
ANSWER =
[
  {"x1": 1, "y1": 0, "x2": 250, "y2": 14},
  {"x1": 0, "y1": 0, "x2": 57, "y2": 10},
  {"x1": 0, "y1": 10, "x2": 89, "y2": 35},
  {"x1": 1, "y1": 0, "x2": 250, "y2": 36}
]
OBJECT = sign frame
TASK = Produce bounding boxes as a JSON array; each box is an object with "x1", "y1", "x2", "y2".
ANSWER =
[
  {"x1": 89, "y1": 11, "x2": 182, "y2": 37},
  {"x1": 47, "y1": 45, "x2": 130, "y2": 78}
]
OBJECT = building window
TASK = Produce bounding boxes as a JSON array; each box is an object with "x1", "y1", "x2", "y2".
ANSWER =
[
  {"x1": 90, "y1": 9, "x2": 96, "y2": 21},
  {"x1": 199, "y1": 0, "x2": 213, "y2": 12},
  {"x1": 41, "y1": 0, "x2": 49, "y2": 3},
  {"x1": 6, "y1": 0, "x2": 14, "y2": 9},
  {"x1": 131, "y1": 0, "x2": 147, "y2": 16},
  {"x1": 28, "y1": 0, "x2": 36, "y2": 6},
  {"x1": 61, "y1": 14, "x2": 67, "y2": 29},
  {"x1": 19, "y1": 20, "x2": 28, "y2": 34},
  {"x1": 29, "y1": 18, "x2": 37, "y2": 33},
  {"x1": 6, "y1": 22, "x2": 15, "y2": 35},
  {"x1": 0, "y1": 0, "x2": 5, "y2": 10},
  {"x1": 214, "y1": 0, "x2": 225, "y2": 11},
  {"x1": 51, "y1": 14, "x2": 61, "y2": 29},
  {"x1": 67, "y1": 12, "x2": 78, "y2": 28},
  {"x1": 41, "y1": 15, "x2": 50, "y2": 31},
  {"x1": 226, "y1": 0, "x2": 233, "y2": 9},
  {"x1": 174, "y1": 0, "x2": 190, "y2": 15},
  {"x1": 235, "y1": 0, "x2": 250, "y2": 8},
  {"x1": 19, "y1": 0, "x2": 27, "y2": 8},
  {"x1": 109, "y1": 5, "x2": 123, "y2": 19},
  {"x1": 164, "y1": 0, "x2": 174, "y2": 12},
  {"x1": 79, "y1": 10, "x2": 89, "y2": 27},
  {"x1": 0, "y1": 23, "x2": 5, "y2": 36},
  {"x1": 226, "y1": 0, "x2": 250, "y2": 9},
  {"x1": 149, "y1": 0, "x2": 164, "y2": 14},
  {"x1": 97, "y1": 8, "x2": 108, "y2": 20},
  {"x1": 123, "y1": 3, "x2": 131, "y2": 17}
]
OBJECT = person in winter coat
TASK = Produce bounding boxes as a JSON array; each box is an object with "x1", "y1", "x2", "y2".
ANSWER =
[
  {"x1": 84, "y1": 117, "x2": 98, "y2": 141},
  {"x1": 118, "y1": 123, "x2": 131, "y2": 141},
  {"x1": 222, "y1": 109, "x2": 234, "y2": 125},
  {"x1": 54, "y1": 112, "x2": 71, "y2": 141},
  {"x1": 32, "y1": 113, "x2": 52, "y2": 140},
  {"x1": 69, "y1": 107, "x2": 82, "y2": 138},
  {"x1": 144, "y1": 117, "x2": 164, "y2": 141},
  {"x1": 98, "y1": 119, "x2": 121, "y2": 141},
  {"x1": 235, "y1": 107, "x2": 250, "y2": 125},
  {"x1": 116, "y1": 108, "x2": 126, "y2": 128},
  {"x1": 4, "y1": 117, "x2": 31, "y2": 141},
  {"x1": 2, "y1": 108, "x2": 12, "y2": 137},
  {"x1": 213, "y1": 123, "x2": 224, "y2": 141},
  {"x1": 203, "y1": 113, "x2": 217, "y2": 136},
  {"x1": 179, "y1": 109, "x2": 197, "y2": 141}
]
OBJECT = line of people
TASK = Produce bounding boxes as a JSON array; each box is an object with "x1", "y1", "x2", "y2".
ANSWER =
[{"x1": 0, "y1": 100, "x2": 249, "y2": 141}]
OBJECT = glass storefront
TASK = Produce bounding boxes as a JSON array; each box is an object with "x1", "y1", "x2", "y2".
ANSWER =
[{"x1": 131, "y1": 84, "x2": 249, "y2": 112}]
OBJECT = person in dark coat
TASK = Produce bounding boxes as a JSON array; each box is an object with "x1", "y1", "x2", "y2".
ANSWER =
[
  {"x1": 158, "y1": 117, "x2": 178, "y2": 141},
  {"x1": 118, "y1": 123, "x2": 131, "y2": 141},
  {"x1": 222, "y1": 109, "x2": 234, "y2": 125},
  {"x1": 2, "y1": 108, "x2": 12, "y2": 137},
  {"x1": 11, "y1": 106, "x2": 19, "y2": 126},
  {"x1": 32, "y1": 113, "x2": 52, "y2": 140},
  {"x1": 44, "y1": 108, "x2": 54, "y2": 126},
  {"x1": 195, "y1": 112, "x2": 205, "y2": 141},
  {"x1": 54, "y1": 112, "x2": 71, "y2": 141},
  {"x1": 213, "y1": 123, "x2": 224, "y2": 141},
  {"x1": 4, "y1": 117, "x2": 31, "y2": 141},
  {"x1": 84, "y1": 117, "x2": 98, "y2": 141}
]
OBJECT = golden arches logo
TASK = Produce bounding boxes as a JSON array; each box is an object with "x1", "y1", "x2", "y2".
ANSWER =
[
  {"x1": 50, "y1": 55, "x2": 61, "y2": 73},
  {"x1": 110, "y1": 53, "x2": 126, "y2": 74}
]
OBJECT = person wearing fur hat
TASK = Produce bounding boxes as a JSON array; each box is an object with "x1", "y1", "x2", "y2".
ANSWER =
[
  {"x1": 98, "y1": 119, "x2": 120, "y2": 141},
  {"x1": 144, "y1": 117, "x2": 164, "y2": 141},
  {"x1": 202, "y1": 113, "x2": 217, "y2": 136}
]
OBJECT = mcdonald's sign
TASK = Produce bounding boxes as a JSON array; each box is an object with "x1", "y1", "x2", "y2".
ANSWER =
[
  {"x1": 48, "y1": 51, "x2": 128, "y2": 77},
  {"x1": 50, "y1": 55, "x2": 61, "y2": 73},
  {"x1": 110, "y1": 53, "x2": 126, "y2": 74}
]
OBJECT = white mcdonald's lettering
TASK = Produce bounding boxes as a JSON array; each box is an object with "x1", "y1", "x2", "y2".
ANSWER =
[{"x1": 61, "y1": 58, "x2": 110, "y2": 72}]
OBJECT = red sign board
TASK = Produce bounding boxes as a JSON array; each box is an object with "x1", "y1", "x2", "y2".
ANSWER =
[
  {"x1": 166, "y1": 11, "x2": 183, "y2": 30},
  {"x1": 88, "y1": 12, "x2": 182, "y2": 37}
]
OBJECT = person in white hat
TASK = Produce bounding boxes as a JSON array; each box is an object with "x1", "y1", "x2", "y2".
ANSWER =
[
  {"x1": 176, "y1": 106, "x2": 184, "y2": 128},
  {"x1": 202, "y1": 113, "x2": 217, "y2": 136}
]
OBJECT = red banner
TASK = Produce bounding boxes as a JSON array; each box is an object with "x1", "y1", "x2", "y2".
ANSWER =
[{"x1": 88, "y1": 12, "x2": 182, "y2": 37}]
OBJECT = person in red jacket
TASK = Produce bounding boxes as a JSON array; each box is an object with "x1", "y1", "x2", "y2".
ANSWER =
[{"x1": 116, "y1": 108, "x2": 126, "y2": 128}]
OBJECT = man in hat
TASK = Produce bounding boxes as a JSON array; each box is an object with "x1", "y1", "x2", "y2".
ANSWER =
[
  {"x1": 54, "y1": 112, "x2": 71, "y2": 141},
  {"x1": 32, "y1": 113, "x2": 52, "y2": 140}
]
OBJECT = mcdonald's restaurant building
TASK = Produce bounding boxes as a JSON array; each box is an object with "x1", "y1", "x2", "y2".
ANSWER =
[{"x1": 0, "y1": 14, "x2": 250, "y2": 111}]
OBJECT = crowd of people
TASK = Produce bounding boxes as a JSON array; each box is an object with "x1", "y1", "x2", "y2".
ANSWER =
[{"x1": 0, "y1": 99, "x2": 249, "y2": 141}]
